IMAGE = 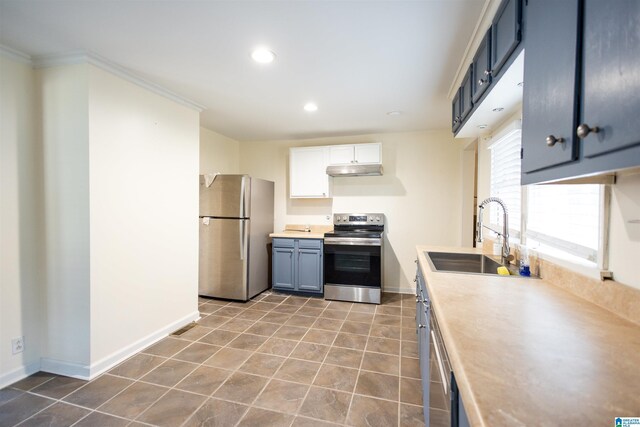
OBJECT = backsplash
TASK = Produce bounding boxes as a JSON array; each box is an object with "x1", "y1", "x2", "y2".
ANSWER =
[{"x1": 482, "y1": 238, "x2": 640, "y2": 326}]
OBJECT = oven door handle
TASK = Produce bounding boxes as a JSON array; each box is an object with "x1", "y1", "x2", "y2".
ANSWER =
[{"x1": 324, "y1": 238, "x2": 381, "y2": 246}]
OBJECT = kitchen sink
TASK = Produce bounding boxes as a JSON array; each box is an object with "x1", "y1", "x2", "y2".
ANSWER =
[{"x1": 425, "y1": 251, "x2": 507, "y2": 276}]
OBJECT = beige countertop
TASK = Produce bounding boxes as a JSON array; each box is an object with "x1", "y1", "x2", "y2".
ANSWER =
[
  {"x1": 270, "y1": 230, "x2": 326, "y2": 239},
  {"x1": 270, "y1": 224, "x2": 332, "y2": 240},
  {"x1": 416, "y1": 245, "x2": 640, "y2": 426}
]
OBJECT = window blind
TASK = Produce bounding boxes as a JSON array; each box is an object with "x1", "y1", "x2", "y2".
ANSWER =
[{"x1": 489, "y1": 128, "x2": 522, "y2": 236}]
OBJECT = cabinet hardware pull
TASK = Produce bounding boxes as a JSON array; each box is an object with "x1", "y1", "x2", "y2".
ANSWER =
[
  {"x1": 484, "y1": 69, "x2": 492, "y2": 76},
  {"x1": 478, "y1": 78, "x2": 487, "y2": 86},
  {"x1": 546, "y1": 135, "x2": 564, "y2": 146},
  {"x1": 418, "y1": 324, "x2": 426, "y2": 329},
  {"x1": 576, "y1": 123, "x2": 600, "y2": 139}
]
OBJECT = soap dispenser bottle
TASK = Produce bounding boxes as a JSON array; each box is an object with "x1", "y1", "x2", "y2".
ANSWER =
[{"x1": 519, "y1": 245, "x2": 531, "y2": 277}]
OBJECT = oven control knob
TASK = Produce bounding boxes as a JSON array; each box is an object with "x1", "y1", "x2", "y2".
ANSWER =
[
  {"x1": 375, "y1": 216, "x2": 381, "y2": 222},
  {"x1": 342, "y1": 216, "x2": 347, "y2": 221}
]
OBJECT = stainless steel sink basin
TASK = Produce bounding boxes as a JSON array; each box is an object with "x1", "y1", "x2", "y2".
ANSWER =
[{"x1": 425, "y1": 251, "x2": 506, "y2": 275}]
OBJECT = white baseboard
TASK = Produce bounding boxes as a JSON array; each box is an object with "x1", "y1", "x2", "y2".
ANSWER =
[
  {"x1": 41, "y1": 310, "x2": 201, "y2": 380},
  {"x1": 40, "y1": 357, "x2": 91, "y2": 380},
  {"x1": 0, "y1": 361, "x2": 41, "y2": 389}
]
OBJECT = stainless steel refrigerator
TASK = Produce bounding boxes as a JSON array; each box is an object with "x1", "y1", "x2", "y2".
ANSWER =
[{"x1": 199, "y1": 174, "x2": 274, "y2": 301}]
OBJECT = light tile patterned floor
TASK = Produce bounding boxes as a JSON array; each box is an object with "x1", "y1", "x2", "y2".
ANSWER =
[{"x1": 1, "y1": 292, "x2": 425, "y2": 426}]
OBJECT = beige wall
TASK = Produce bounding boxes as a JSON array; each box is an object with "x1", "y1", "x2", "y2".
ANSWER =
[
  {"x1": 2, "y1": 57, "x2": 201, "y2": 384},
  {"x1": 240, "y1": 131, "x2": 466, "y2": 293},
  {"x1": 38, "y1": 64, "x2": 92, "y2": 372},
  {"x1": 200, "y1": 127, "x2": 240, "y2": 174},
  {"x1": 0, "y1": 55, "x2": 44, "y2": 387},
  {"x1": 609, "y1": 172, "x2": 640, "y2": 288},
  {"x1": 88, "y1": 65, "x2": 200, "y2": 372}
]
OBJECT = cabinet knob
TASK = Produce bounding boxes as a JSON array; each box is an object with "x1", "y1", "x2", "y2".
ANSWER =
[
  {"x1": 484, "y1": 69, "x2": 492, "y2": 76},
  {"x1": 546, "y1": 135, "x2": 564, "y2": 147},
  {"x1": 576, "y1": 123, "x2": 600, "y2": 139},
  {"x1": 418, "y1": 324, "x2": 426, "y2": 329},
  {"x1": 478, "y1": 78, "x2": 487, "y2": 86}
]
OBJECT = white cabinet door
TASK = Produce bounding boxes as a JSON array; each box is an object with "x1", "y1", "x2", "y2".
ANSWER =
[
  {"x1": 354, "y1": 143, "x2": 381, "y2": 164},
  {"x1": 289, "y1": 147, "x2": 331, "y2": 198},
  {"x1": 329, "y1": 145, "x2": 355, "y2": 165}
]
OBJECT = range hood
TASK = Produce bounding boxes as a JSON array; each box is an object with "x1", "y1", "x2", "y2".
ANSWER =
[{"x1": 326, "y1": 163, "x2": 383, "y2": 177}]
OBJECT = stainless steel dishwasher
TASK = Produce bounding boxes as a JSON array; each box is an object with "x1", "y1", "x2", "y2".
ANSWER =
[{"x1": 429, "y1": 307, "x2": 460, "y2": 427}]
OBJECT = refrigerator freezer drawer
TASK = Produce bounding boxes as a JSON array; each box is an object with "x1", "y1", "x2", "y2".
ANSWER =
[{"x1": 198, "y1": 218, "x2": 249, "y2": 300}]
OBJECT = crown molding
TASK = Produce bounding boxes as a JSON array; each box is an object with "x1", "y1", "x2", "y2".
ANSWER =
[
  {"x1": 0, "y1": 44, "x2": 33, "y2": 65},
  {"x1": 33, "y1": 51, "x2": 206, "y2": 112}
]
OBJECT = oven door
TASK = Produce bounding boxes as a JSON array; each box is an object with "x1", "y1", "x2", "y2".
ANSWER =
[{"x1": 323, "y1": 240, "x2": 381, "y2": 288}]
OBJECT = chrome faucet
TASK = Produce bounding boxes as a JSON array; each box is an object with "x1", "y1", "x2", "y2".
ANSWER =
[{"x1": 476, "y1": 197, "x2": 513, "y2": 264}]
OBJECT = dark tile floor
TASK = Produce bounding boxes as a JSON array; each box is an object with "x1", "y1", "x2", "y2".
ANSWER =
[{"x1": 1, "y1": 292, "x2": 424, "y2": 426}]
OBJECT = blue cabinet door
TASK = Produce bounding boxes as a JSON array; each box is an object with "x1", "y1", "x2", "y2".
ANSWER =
[
  {"x1": 452, "y1": 89, "x2": 462, "y2": 133},
  {"x1": 491, "y1": 0, "x2": 522, "y2": 77},
  {"x1": 521, "y1": 0, "x2": 580, "y2": 173},
  {"x1": 297, "y1": 248, "x2": 322, "y2": 293},
  {"x1": 581, "y1": 0, "x2": 640, "y2": 158},
  {"x1": 273, "y1": 246, "x2": 295, "y2": 290},
  {"x1": 471, "y1": 29, "x2": 492, "y2": 104},
  {"x1": 460, "y1": 66, "x2": 473, "y2": 122}
]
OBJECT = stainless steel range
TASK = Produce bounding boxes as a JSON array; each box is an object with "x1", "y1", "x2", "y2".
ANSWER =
[{"x1": 323, "y1": 213, "x2": 384, "y2": 304}]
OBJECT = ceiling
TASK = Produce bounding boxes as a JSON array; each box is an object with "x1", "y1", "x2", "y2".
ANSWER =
[{"x1": 0, "y1": 0, "x2": 485, "y2": 141}]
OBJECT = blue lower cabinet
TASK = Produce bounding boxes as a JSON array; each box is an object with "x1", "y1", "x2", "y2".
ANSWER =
[
  {"x1": 297, "y1": 249, "x2": 323, "y2": 292},
  {"x1": 416, "y1": 264, "x2": 430, "y2": 424},
  {"x1": 272, "y1": 238, "x2": 323, "y2": 295},
  {"x1": 273, "y1": 247, "x2": 295, "y2": 289}
]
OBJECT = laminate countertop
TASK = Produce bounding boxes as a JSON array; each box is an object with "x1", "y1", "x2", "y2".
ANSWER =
[
  {"x1": 269, "y1": 231, "x2": 326, "y2": 239},
  {"x1": 416, "y1": 245, "x2": 640, "y2": 426}
]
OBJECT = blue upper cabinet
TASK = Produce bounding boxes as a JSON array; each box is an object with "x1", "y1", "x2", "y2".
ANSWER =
[
  {"x1": 521, "y1": 0, "x2": 580, "y2": 174},
  {"x1": 491, "y1": 0, "x2": 522, "y2": 77},
  {"x1": 452, "y1": 89, "x2": 462, "y2": 133},
  {"x1": 522, "y1": 0, "x2": 640, "y2": 184},
  {"x1": 581, "y1": 0, "x2": 640, "y2": 158},
  {"x1": 460, "y1": 66, "x2": 474, "y2": 122},
  {"x1": 471, "y1": 29, "x2": 492, "y2": 104}
]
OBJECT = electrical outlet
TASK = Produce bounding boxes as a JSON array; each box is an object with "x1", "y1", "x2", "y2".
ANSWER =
[{"x1": 11, "y1": 337, "x2": 24, "y2": 354}]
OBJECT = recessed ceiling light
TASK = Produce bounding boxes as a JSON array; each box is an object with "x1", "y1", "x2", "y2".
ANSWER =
[
  {"x1": 251, "y1": 47, "x2": 276, "y2": 64},
  {"x1": 304, "y1": 102, "x2": 318, "y2": 112},
  {"x1": 492, "y1": 107, "x2": 504, "y2": 112},
  {"x1": 387, "y1": 111, "x2": 402, "y2": 116},
  {"x1": 478, "y1": 124, "x2": 488, "y2": 129}
]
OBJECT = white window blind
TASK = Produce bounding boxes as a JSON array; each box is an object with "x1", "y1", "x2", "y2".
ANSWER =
[
  {"x1": 526, "y1": 184, "x2": 601, "y2": 262},
  {"x1": 489, "y1": 128, "x2": 522, "y2": 237}
]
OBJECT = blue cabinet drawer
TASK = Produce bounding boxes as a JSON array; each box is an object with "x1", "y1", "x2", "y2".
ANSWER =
[
  {"x1": 298, "y1": 239, "x2": 323, "y2": 249},
  {"x1": 272, "y1": 238, "x2": 295, "y2": 248}
]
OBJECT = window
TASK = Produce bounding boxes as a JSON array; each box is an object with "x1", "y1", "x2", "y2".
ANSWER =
[
  {"x1": 526, "y1": 184, "x2": 602, "y2": 263},
  {"x1": 487, "y1": 121, "x2": 605, "y2": 264},
  {"x1": 489, "y1": 125, "x2": 522, "y2": 238}
]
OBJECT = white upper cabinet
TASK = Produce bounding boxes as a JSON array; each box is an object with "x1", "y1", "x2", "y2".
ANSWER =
[
  {"x1": 328, "y1": 142, "x2": 381, "y2": 165},
  {"x1": 329, "y1": 145, "x2": 354, "y2": 165},
  {"x1": 289, "y1": 146, "x2": 331, "y2": 198}
]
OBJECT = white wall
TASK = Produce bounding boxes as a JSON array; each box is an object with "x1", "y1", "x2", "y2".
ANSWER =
[
  {"x1": 88, "y1": 65, "x2": 200, "y2": 370},
  {"x1": 200, "y1": 127, "x2": 240, "y2": 174},
  {"x1": 609, "y1": 172, "x2": 640, "y2": 289},
  {"x1": 38, "y1": 64, "x2": 92, "y2": 371},
  {"x1": 0, "y1": 55, "x2": 44, "y2": 386},
  {"x1": 240, "y1": 131, "x2": 465, "y2": 293}
]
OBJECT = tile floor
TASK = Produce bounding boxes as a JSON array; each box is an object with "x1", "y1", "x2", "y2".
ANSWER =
[{"x1": 1, "y1": 292, "x2": 424, "y2": 426}]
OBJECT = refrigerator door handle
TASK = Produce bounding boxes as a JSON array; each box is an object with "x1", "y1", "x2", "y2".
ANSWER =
[
  {"x1": 240, "y1": 221, "x2": 245, "y2": 260},
  {"x1": 240, "y1": 176, "x2": 246, "y2": 218}
]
